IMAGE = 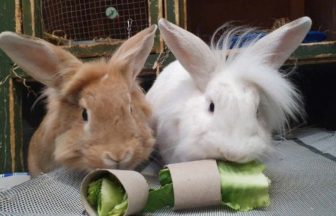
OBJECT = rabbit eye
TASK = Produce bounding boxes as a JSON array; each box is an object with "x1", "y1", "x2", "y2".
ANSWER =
[
  {"x1": 209, "y1": 102, "x2": 215, "y2": 113},
  {"x1": 82, "y1": 109, "x2": 88, "y2": 121}
]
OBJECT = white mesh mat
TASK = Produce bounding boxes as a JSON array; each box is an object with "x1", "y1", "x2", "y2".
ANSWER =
[
  {"x1": 1, "y1": 139, "x2": 336, "y2": 216},
  {"x1": 295, "y1": 127, "x2": 336, "y2": 158}
]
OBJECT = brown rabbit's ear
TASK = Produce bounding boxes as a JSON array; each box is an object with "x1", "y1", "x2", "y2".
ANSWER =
[
  {"x1": 109, "y1": 25, "x2": 157, "y2": 85},
  {"x1": 0, "y1": 32, "x2": 81, "y2": 88}
]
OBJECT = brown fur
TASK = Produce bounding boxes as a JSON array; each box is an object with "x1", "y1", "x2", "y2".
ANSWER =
[{"x1": 0, "y1": 26, "x2": 157, "y2": 176}]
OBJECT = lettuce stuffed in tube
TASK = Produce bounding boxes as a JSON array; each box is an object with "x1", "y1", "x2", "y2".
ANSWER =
[
  {"x1": 81, "y1": 169, "x2": 148, "y2": 216},
  {"x1": 143, "y1": 160, "x2": 271, "y2": 212}
]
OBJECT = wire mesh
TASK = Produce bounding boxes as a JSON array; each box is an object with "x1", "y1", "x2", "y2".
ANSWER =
[{"x1": 42, "y1": 0, "x2": 149, "y2": 41}]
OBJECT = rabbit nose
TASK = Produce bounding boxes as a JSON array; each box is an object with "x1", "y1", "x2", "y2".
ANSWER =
[
  {"x1": 102, "y1": 155, "x2": 118, "y2": 168},
  {"x1": 103, "y1": 151, "x2": 132, "y2": 168}
]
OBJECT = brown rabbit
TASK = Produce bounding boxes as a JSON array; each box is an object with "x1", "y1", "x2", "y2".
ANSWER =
[{"x1": 0, "y1": 26, "x2": 157, "y2": 177}]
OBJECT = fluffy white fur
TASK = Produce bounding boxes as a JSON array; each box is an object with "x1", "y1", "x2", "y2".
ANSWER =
[{"x1": 147, "y1": 17, "x2": 312, "y2": 164}]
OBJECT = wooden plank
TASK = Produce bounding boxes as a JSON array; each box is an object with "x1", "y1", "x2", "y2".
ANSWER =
[
  {"x1": 33, "y1": 0, "x2": 43, "y2": 37},
  {"x1": 178, "y1": 0, "x2": 187, "y2": 29},
  {"x1": 21, "y1": 0, "x2": 33, "y2": 35},
  {"x1": 165, "y1": 0, "x2": 177, "y2": 24},
  {"x1": 21, "y1": 0, "x2": 42, "y2": 37},
  {"x1": 0, "y1": 79, "x2": 11, "y2": 172},
  {"x1": 0, "y1": 0, "x2": 25, "y2": 173},
  {"x1": 15, "y1": 0, "x2": 22, "y2": 33},
  {"x1": 0, "y1": 1, "x2": 14, "y2": 172},
  {"x1": 14, "y1": 0, "x2": 24, "y2": 172},
  {"x1": 9, "y1": 78, "x2": 24, "y2": 171},
  {"x1": 163, "y1": 0, "x2": 187, "y2": 27},
  {"x1": 13, "y1": 79, "x2": 24, "y2": 171},
  {"x1": 149, "y1": 0, "x2": 162, "y2": 53},
  {"x1": 288, "y1": 41, "x2": 336, "y2": 65}
]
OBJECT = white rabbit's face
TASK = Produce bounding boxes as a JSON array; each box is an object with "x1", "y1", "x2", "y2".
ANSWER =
[
  {"x1": 167, "y1": 73, "x2": 272, "y2": 164},
  {"x1": 201, "y1": 73, "x2": 271, "y2": 162}
]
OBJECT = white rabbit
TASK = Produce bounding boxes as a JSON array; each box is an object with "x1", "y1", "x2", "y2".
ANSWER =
[{"x1": 147, "y1": 17, "x2": 312, "y2": 164}]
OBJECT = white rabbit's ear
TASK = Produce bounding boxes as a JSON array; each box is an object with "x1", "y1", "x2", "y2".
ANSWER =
[
  {"x1": 158, "y1": 18, "x2": 216, "y2": 91},
  {"x1": 109, "y1": 25, "x2": 157, "y2": 84},
  {"x1": 248, "y1": 17, "x2": 312, "y2": 68},
  {"x1": 0, "y1": 32, "x2": 81, "y2": 88}
]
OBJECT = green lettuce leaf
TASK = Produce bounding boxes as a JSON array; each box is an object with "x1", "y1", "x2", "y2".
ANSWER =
[
  {"x1": 87, "y1": 177, "x2": 127, "y2": 216},
  {"x1": 87, "y1": 179, "x2": 103, "y2": 208},
  {"x1": 107, "y1": 194, "x2": 128, "y2": 216},
  {"x1": 217, "y1": 160, "x2": 271, "y2": 211},
  {"x1": 158, "y1": 168, "x2": 172, "y2": 186},
  {"x1": 143, "y1": 183, "x2": 174, "y2": 212},
  {"x1": 142, "y1": 169, "x2": 174, "y2": 212}
]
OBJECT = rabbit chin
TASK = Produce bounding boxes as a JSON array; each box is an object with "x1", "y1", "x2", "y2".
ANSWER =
[{"x1": 161, "y1": 132, "x2": 271, "y2": 164}]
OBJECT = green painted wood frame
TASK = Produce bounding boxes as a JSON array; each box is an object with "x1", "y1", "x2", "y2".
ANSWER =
[
  {"x1": 0, "y1": 0, "x2": 45, "y2": 173},
  {"x1": 0, "y1": 0, "x2": 25, "y2": 173}
]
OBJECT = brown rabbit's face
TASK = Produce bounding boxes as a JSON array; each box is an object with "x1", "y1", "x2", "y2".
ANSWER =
[
  {"x1": 53, "y1": 61, "x2": 155, "y2": 171},
  {"x1": 0, "y1": 25, "x2": 157, "y2": 175}
]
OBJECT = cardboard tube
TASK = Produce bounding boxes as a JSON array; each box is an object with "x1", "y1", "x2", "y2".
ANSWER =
[
  {"x1": 167, "y1": 160, "x2": 221, "y2": 210},
  {"x1": 80, "y1": 169, "x2": 149, "y2": 216}
]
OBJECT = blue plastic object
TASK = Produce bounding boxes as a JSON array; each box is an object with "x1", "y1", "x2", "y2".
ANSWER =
[
  {"x1": 303, "y1": 31, "x2": 327, "y2": 43},
  {"x1": 230, "y1": 32, "x2": 266, "y2": 48},
  {"x1": 0, "y1": 172, "x2": 29, "y2": 178},
  {"x1": 229, "y1": 31, "x2": 326, "y2": 48}
]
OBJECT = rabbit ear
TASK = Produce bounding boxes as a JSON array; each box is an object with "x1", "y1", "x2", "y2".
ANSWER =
[
  {"x1": 247, "y1": 17, "x2": 312, "y2": 68},
  {"x1": 158, "y1": 18, "x2": 217, "y2": 91},
  {"x1": 109, "y1": 25, "x2": 157, "y2": 84},
  {"x1": 0, "y1": 32, "x2": 81, "y2": 88}
]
